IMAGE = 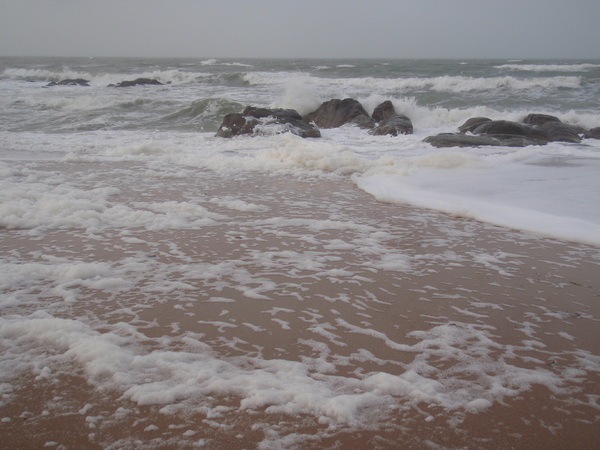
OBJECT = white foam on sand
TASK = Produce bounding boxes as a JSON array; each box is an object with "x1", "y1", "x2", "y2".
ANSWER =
[{"x1": 1, "y1": 163, "x2": 598, "y2": 447}]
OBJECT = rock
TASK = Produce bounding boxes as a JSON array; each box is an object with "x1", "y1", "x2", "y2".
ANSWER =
[
  {"x1": 243, "y1": 106, "x2": 302, "y2": 121},
  {"x1": 303, "y1": 98, "x2": 375, "y2": 129},
  {"x1": 458, "y1": 117, "x2": 491, "y2": 133},
  {"x1": 216, "y1": 107, "x2": 320, "y2": 138},
  {"x1": 523, "y1": 113, "x2": 561, "y2": 127},
  {"x1": 473, "y1": 120, "x2": 548, "y2": 141},
  {"x1": 371, "y1": 114, "x2": 413, "y2": 136},
  {"x1": 585, "y1": 127, "x2": 600, "y2": 139},
  {"x1": 437, "y1": 115, "x2": 587, "y2": 147},
  {"x1": 45, "y1": 78, "x2": 90, "y2": 87},
  {"x1": 473, "y1": 120, "x2": 530, "y2": 136},
  {"x1": 215, "y1": 113, "x2": 259, "y2": 138},
  {"x1": 424, "y1": 133, "x2": 547, "y2": 148},
  {"x1": 541, "y1": 121, "x2": 582, "y2": 143},
  {"x1": 110, "y1": 78, "x2": 163, "y2": 87},
  {"x1": 371, "y1": 100, "x2": 396, "y2": 122}
]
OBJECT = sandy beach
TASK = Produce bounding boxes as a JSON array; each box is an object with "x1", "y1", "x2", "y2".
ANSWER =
[{"x1": 1, "y1": 161, "x2": 599, "y2": 449}]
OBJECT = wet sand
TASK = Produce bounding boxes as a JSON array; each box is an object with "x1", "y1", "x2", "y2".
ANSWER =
[{"x1": 1, "y1": 162, "x2": 599, "y2": 449}]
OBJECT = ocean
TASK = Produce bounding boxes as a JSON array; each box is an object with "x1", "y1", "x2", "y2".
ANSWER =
[
  {"x1": 2, "y1": 57, "x2": 600, "y2": 244},
  {"x1": 1, "y1": 57, "x2": 599, "y2": 448}
]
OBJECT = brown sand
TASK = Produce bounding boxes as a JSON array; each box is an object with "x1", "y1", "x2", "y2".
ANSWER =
[{"x1": 1, "y1": 162, "x2": 599, "y2": 449}]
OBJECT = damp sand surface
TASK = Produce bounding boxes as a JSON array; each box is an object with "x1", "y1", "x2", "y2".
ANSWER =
[{"x1": 1, "y1": 161, "x2": 599, "y2": 449}]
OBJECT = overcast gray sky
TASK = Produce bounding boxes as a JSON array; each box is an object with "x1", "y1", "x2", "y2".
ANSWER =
[{"x1": 1, "y1": 0, "x2": 599, "y2": 59}]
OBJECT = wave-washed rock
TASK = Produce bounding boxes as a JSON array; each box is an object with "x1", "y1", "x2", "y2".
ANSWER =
[
  {"x1": 586, "y1": 127, "x2": 600, "y2": 139},
  {"x1": 45, "y1": 78, "x2": 90, "y2": 87},
  {"x1": 109, "y1": 78, "x2": 164, "y2": 88},
  {"x1": 425, "y1": 113, "x2": 594, "y2": 148},
  {"x1": 216, "y1": 106, "x2": 321, "y2": 138},
  {"x1": 303, "y1": 98, "x2": 375, "y2": 129},
  {"x1": 216, "y1": 99, "x2": 415, "y2": 138},
  {"x1": 369, "y1": 101, "x2": 413, "y2": 136},
  {"x1": 424, "y1": 133, "x2": 547, "y2": 148}
]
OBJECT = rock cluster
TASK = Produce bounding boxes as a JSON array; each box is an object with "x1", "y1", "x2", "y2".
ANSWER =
[
  {"x1": 45, "y1": 78, "x2": 90, "y2": 87},
  {"x1": 109, "y1": 78, "x2": 164, "y2": 88},
  {"x1": 425, "y1": 114, "x2": 592, "y2": 148},
  {"x1": 46, "y1": 77, "x2": 165, "y2": 88},
  {"x1": 216, "y1": 97, "x2": 600, "y2": 147},
  {"x1": 216, "y1": 98, "x2": 414, "y2": 139},
  {"x1": 216, "y1": 106, "x2": 321, "y2": 138}
]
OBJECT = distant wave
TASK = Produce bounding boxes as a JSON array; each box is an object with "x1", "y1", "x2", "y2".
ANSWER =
[
  {"x1": 495, "y1": 63, "x2": 600, "y2": 72},
  {"x1": 2, "y1": 67, "x2": 91, "y2": 82},
  {"x1": 2, "y1": 67, "x2": 208, "y2": 86},
  {"x1": 244, "y1": 72, "x2": 582, "y2": 93},
  {"x1": 200, "y1": 59, "x2": 253, "y2": 68}
]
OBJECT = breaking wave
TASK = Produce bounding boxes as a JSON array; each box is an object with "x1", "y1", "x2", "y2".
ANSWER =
[
  {"x1": 244, "y1": 72, "x2": 582, "y2": 93},
  {"x1": 495, "y1": 63, "x2": 600, "y2": 72},
  {"x1": 2, "y1": 67, "x2": 207, "y2": 86}
]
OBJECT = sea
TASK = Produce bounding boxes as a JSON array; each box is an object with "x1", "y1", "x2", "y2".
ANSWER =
[
  {"x1": 1, "y1": 57, "x2": 599, "y2": 448},
  {"x1": 2, "y1": 57, "x2": 600, "y2": 244}
]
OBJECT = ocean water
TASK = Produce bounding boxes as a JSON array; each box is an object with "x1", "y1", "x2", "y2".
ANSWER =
[
  {"x1": 2, "y1": 57, "x2": 600, "y2": 244},
  {"x1": 1, "y1": 57, "x2": 600, "y2": 447}
]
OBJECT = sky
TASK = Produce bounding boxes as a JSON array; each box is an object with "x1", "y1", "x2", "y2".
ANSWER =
[{"x1": 1, "y1": 0, "x2": 599, "y2": 59}]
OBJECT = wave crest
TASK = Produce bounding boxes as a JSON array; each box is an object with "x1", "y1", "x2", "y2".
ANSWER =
[
  {"x1": 244, "y1": 72, "x2": 582, "y2": 94},
  {"x1": 495, "y1": 63, "x2": 600, "y2": 72}
]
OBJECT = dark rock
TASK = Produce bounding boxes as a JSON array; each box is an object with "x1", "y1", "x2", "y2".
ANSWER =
[
  {"x1": 371, "y1": 115, "x2": 413, "y2": 136},
  {"x1": 372, "y1": 101, "x2": 396, "y2": 122},
  {"x1": 216, "y1": 107, "x2": 320, "y2": 138},
  {"x1": 424, "y1": 133, "x2": 547, "y2": 148},
  {"x1": 111, "y1": 78, "x2": 163, "y2": 87},
  {"x1": 425, "y1": 133, "x2": 496, "y2": 148},
  {"x1": 215, "y1": 113, "x2": 259, "y2": 138},
  {"x1": 585, "y1": 127, "x2": 600, "y2": 139},
  {"x1": 45, "y1": 78, "x2": 90, "y2": 87},
  {"x1": 523, "y1": 113, "x2": 561, "y2": 127},
  {"x1": 458, "y1": 117, "x2": 491, "y2": 133},
  {"x1": 473, "y1": 120, "x2": 530, "y2": 136},
  {"x1": 243, "y1": 106, "x2": 302, "y2": 121},
  {"x1": 473, "y1": 120, "x2": 548, "y2": 141},
  {"x1": 352, "y1": 114, "x2": 377, "y2": 129},
  {"x1": 303, "y1": 98, "x2": 375, "y2": 129},
  {"x1": 541, "y1": 121, "x2": 582, "y2": 143}
]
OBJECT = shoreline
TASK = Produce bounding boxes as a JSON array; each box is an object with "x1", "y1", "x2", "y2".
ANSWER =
[{"x1": 1, "y1": 162, "x2": 599, "y2": 448}]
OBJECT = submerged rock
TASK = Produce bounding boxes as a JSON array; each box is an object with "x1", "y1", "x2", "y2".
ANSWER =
[
  {"x1": 424, "y1": 133, "x2": 547, "y2": 148},
  {"x1": 45, "y1": 78, "x2": 90, "y2": 87},
  {"x1": 216, "y1": 106, "x2": 321, "y2": 138},
  {"x1": 303, "y1": 98, "x2": 375, "y2": 129},
  {"x1": 110, "y1": 78, "x2": 163, "y2": 87}
]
